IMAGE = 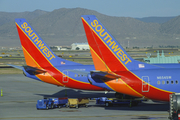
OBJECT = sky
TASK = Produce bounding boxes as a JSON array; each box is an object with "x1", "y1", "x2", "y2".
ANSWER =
[{"x1": 0, "y1": 0, "x2": 180, "y2": 18}]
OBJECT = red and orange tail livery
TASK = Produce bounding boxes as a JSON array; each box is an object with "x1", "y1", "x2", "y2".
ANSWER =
[
  {"x1": 81, "y1": 15, "x2": 159, "y2": 72},
  {"x1": 81, "y1": 15, "x2": 180, "y2": 101},
  {"x1": 15, "y1": 18, "x2": 80, "y2": 68}
]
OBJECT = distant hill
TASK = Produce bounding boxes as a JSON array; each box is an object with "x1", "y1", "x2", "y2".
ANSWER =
[
  {"x1": 0, "y1": 9, "x2": 48, "y2": 26},
  {"x1": 0, "y1": 8, "x2": 180, "y2": 47},
  {"x1": 160, "y1": 16, "x2": 180, "y2": 34},
  {"x1": 136, "y1": 16, "x2": 175, "y2": 24}
]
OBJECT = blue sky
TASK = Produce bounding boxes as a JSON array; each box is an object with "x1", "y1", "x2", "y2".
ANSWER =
[{"x1": 0, "y1": 0, "x2": 180, "y2": 18}]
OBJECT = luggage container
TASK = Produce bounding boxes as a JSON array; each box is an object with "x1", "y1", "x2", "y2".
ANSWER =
[{"x1": 68, "y1": 98, "x2": 89, "y2": 108}]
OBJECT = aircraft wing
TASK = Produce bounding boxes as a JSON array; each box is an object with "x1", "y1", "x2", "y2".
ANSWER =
[
  {"x1": 7, "y1": 64, "x2": 23, "y2": 70},
  {"x1": 23, "y1": 66, "x2": 46, "y2": 74}
]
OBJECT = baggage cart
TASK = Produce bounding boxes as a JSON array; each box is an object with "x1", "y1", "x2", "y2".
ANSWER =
[{"x1": 68, "y1": 98, "x2": 89, "y2": 108}]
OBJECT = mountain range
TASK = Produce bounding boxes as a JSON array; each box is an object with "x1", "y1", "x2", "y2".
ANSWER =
[{"x1": 0, "y1": 8, "x2": 180, "y2": 48}]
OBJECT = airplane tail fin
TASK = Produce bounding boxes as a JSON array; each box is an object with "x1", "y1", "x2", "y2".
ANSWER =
[
  {"x1": 81, "y1": 15, "x2": 158, "y2": 72},
  {"x1": 15, "y1": 18, "x2": 81, "y2": 68}
]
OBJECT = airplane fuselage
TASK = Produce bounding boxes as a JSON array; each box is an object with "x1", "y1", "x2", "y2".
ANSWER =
[
  {"x1": 90, "y1": 68, "x2": 180, "y2": 101},
  {"x1": 23, "y1": 64, "x2": 106, "y2": 91}
]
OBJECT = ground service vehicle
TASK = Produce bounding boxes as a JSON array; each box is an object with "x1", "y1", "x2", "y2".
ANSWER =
[
  {"x1": 36, "y1": 99, "x2": 54, "y2": 110},
  {"x1": 96, "y1": 97, "x2": 141, "y2": 107},
  {"x1": 68, "y1": 98, "x2": 89, "y2": 108}
]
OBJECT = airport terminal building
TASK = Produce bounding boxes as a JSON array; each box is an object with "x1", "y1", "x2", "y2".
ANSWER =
[{"x1": 71, "y1": 43, "x2": 90, "y2": 50}]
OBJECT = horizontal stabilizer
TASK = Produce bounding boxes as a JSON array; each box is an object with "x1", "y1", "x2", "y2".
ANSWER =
[
  {"x1": 23, "y1": 66, "x2": 46, "y2": 74},
  {"x1": 8, "y1": 64, "x2": 46, "y2": 74},
  {"x1": 7, "y1": 64, "x2": 23, "y2": 70},
  {"x1": 90, "y1": 71, "x2": 121, "y2": 80}
]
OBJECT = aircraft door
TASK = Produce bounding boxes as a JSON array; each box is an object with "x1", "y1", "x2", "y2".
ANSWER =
[
  {"x1": 62, "y1": 70, "x2": 69, "y2": 83},
  {"x1": 142, "y1": 76, "x2": 150, "y2": 92}
]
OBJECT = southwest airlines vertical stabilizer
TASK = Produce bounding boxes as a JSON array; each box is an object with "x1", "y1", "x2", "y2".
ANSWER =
[
  {"x1": 15, "y1": 18, "x2": 81, "y2": 69},
  {"x1": 81, "y1": 15, "x2": 159, "y2": 72}
]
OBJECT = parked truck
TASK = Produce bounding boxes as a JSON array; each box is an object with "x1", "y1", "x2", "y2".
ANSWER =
[{"x1": 36, "y1": 98, "x2": 54, "y2": 110}]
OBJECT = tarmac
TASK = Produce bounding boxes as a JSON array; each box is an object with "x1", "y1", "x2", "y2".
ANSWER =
[{"x1": 0, "y1": 74, "x2": 170, "y2": 120}]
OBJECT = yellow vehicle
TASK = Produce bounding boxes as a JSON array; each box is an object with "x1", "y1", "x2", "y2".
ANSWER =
[{"x1": 68, "y1": 98, "x2": 89, "y2": 108}]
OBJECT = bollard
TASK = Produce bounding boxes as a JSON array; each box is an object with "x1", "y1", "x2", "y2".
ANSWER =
[
  {"x1": 1, "y1": 89, "x2": 3, "y2": 97},
  {"x1": 129, "y1": 99, "x2": 132, "y2": 107},
  {"x1": 65, "y1": 89, "x2": 67, "y2": 96},
  {"x1": 64, "y1": 86, "x2": 67, "y2": 96}
]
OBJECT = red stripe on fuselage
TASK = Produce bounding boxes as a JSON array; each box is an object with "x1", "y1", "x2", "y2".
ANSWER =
[{"x1": 114, "y1": 71, "x2": 172, "y2": 101}]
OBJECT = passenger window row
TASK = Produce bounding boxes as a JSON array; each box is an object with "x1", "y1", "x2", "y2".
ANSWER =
[
  {"x1": 157, "y1": 80, "x2": 178, "y2": 85},
  {"x1": 74, "y1": 74, "x2": 87, "y2": 77}
]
